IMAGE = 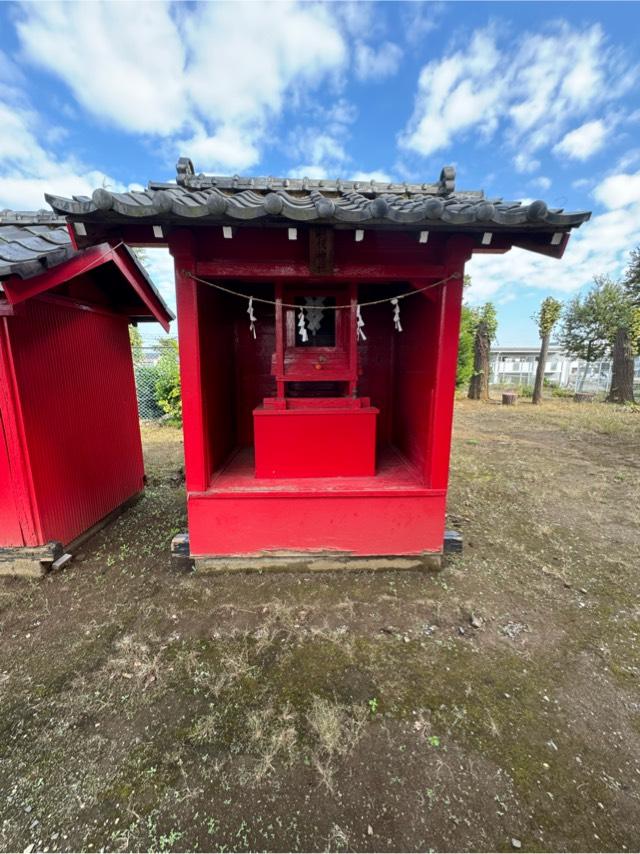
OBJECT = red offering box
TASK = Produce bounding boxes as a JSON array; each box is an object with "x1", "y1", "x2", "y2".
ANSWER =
[{"x1": 253, "y1": 398, "x2": 378, "y2": 478}]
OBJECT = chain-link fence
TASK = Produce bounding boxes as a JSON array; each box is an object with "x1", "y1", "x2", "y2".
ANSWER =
[
  {"x1": 490, "y1": 350, "x2": 640, "y2": 397},
  {"x1": 133, "y1": 344, "x2": 181, "y2": 422}
]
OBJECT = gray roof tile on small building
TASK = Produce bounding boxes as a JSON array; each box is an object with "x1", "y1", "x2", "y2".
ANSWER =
[
  {"x1": 0, "y1": 211, "x2": 174, "y2": 323},
  {"x1": 44, "y1": 158, "x2": 592, "y2": 232},
  {"x1": 0, "y1": 212, "x2": 75, "y2": 280}
]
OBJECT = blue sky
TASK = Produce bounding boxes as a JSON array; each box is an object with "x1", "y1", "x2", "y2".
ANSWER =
[{"x1": 1, "y1": 1, "x2": 639, "y2": 345}]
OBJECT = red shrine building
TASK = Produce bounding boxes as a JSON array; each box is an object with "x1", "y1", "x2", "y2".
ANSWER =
[
  {"x1": 47, "y1": 159, "x2": 589, "y2": 571},
  {"x1": 0, "y1": 212, "x2": 173, "y2": 576}
]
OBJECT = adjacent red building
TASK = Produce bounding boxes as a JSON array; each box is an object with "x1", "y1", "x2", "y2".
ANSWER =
[
  {"x1": 0, "y1": 212, "x2": 173, "y2": 575},
  {"x1": 47, "y1": 160, "x2": 589, "y2": 570}
]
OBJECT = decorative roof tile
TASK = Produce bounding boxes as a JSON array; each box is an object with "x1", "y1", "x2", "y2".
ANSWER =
[
  {"x1": 0, "y1": 212, "x2": 75, "y2": 279},
  {"x1": 44, "y1": 159, "x2": 591, "y2": 233}
]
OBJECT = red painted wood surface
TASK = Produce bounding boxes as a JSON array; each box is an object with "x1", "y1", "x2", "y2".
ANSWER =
[
  {"x1": 0, "y1": 317, "x2": 40, "y2": 546},
  {"x1": 190, "y1": 446, "x2": 445, "y2": 555},
  {"x1": 1, "y1": 295, "x2": 145, "y2": 546},
  {"x1": 3, "y1": 244, "x2": 172, "y2": 331},
  {"x1": 188, "y1": 492, "x2": 446, "y2": 556},
  {"x1": 168, "y1": 227, "x2": 473, "y2": 559},
  {"x1": 253, "y1": 405, "x2": 378, "y2": 478}
]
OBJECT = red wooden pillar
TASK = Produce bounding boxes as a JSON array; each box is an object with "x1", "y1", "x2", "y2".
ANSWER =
[
  {"x1": 424, "y1": 237, "x2": 473, "y2": 490},
  {"x1": 170, "y1": 232, "x2": 209, "y2": 492}
]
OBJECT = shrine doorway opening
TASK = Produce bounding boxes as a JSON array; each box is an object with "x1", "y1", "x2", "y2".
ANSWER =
[{"x1": 195, "y1": 277, "x2": 442, "y2": 490}]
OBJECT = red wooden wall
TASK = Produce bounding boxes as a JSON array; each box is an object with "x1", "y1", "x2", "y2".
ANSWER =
[{"x1": 0, "y1": 292, "x2": 144, "y2": 547}]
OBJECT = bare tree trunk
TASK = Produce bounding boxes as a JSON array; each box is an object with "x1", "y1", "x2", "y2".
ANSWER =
[
  {"x1": 607, "y1": 327, "x2": 635, "y2": 404},
  {"x1": 532, "y1": 333, "x2": 550, "y2": 404},
  {"x1": 468, "y1": 322, "x2": 490, "y2": 400}
]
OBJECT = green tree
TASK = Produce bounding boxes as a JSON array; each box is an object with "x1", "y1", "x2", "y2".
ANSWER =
[
  {"x1": 558, "y1": 276, "x2": 639, "y2": 401},
  {"x1": 155, "y1": 338, "x2": 182, "y2": 424},
  {"x1": 606, "y1": 265, "x2": 640, "y2": 404},
  {"x1": 468, "y1": 302, "x2": 497, "y2": 401},
  {"x1": 457, "y1": 305, "x2": 476, "y2": 387},
  {"x1": 532, "y1": 297, "x2": 562, "y2": 404},
  {"x1": 456, "y1": 276, "x2": 475, "y2": 387},
  {"x1": 129, "y1": 325, "x2": 144, "y2": 365},
  {"x1": 557, "y1": 281, "x2": 610, "y2": 391},
  {"x1": 623, "y1": 247, "x2": 640, "y2": 306}
]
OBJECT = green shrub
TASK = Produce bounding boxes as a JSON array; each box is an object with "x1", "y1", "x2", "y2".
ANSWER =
[
  {"x1": 456, "y1": 305, "x2": 475, "y2": 387},
  {"x1": 155, "y1": 339, "x2": 182, "y2": 425},
  {"x1": 550, "y1": 385, "x2": 575, "y2": 399}
]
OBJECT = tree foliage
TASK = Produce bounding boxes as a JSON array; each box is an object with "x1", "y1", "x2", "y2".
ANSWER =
[
  {"x1": 623, "y1": 246, "x2": 640, "y2": 306},
  {"x1": 533, "y1": 297, "x2": 563, "y2": 338},
  {"x1": 558, "y1": 276, "x2": 640, "y2": 398},
  {"x1": 557, "y1": 278, "x2": 613, "y2": 365},
  {"x1": 532, "y1": 297, "x2": 563, "y2": 404},
  {"x1": 155, "y1": 338, "x2": 182, "y2": 424},
  {"x1": 477, "y1": 302, "x2": 498, "y2": 343},
  {"x1": 129, "y1": 325, "x2": 144, "y2": 365},
  {"x1": 455, "y1": 277, "x2": 475, "y2": 387},
  {"x1": 468, "y1": 302, "x2": 497, "y2": 400},
  {"x1": 456, "y1": 305, "x2": 476, "y2": 387}
]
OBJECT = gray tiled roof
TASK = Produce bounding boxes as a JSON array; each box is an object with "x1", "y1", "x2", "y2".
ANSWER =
[
  {"x1": 0, "y1": 214, "x2": 174, "y2": 325},
  {"x1": 44, "y1": 158, "x2": 591, "y2": 231},
  {"x1": 0, "y1": 211, "x2": 75, "y2": 280}
]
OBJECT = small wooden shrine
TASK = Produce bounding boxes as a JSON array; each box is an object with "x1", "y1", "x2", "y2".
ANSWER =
[
  {"x1": 47, "y1": 159, "x2": 589, "y2": 571},
  {"x1": 0, "y1": 212, "x2": 173, "y2": 576}
]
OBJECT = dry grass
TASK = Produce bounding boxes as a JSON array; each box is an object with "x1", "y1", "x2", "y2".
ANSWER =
[
  {"x1": 107, "y1": 634, "x2": 162, "y2": 691},
  {"x1": 307, "y1": 696, "x2": 368, "y2": 791},
  {"x1": 1, "y1": 406, "x2": 639, "y2": 852},
  {"x1": 245, "y1": 704, "x2": 298, "y2": 781}
]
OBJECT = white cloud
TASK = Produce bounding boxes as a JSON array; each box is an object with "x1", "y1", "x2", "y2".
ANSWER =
[
  {"x1": 467, "y1": 169, "x2": 640, "y2": 304},
  {"x1": 355, "y1": 41, "x2": 403, "y2": 80},
  {"x1": 593, "y1": 169, "x2": 640, "y2": 208},
  {"x1": 287, "y1": 165, "x2": 329, "y2": 180},
  {"x1": 616, "y1": 148, "x2": 640, "y2": 171},
  {"x1": 181, "y1": 3, "x2": 346, "y2": 128},
  {"x1": 553, "y1": 119, "x2": 609, "y2": 160},
  {"x1": 400, "y1": 28, "x2": 502, "y2": 156},
  {"x1": 531, "y1": 176, "x2": 551, "y2": 191},
  {"x1": 286, "y1": 100, "x2": 357, "y2": 179},
  {"x1": 176, "y1": 124, "x2": 261, "y2": 173},
  {"x1": 349, "y1": 170, "x2": 393, "y2": 183},
  {"x1": 15, "y1": 1, "x2": 348, "y2": 172},
  {"x1": 400, "y1": 22, "x2": 634, "y2": 161},
  {"x1": 0, "y1": 99, "x2": 118, "y2": 209},
  {"x1": 513, "y1": 153, "x2": 541, "y2": 174},
  {"x1": 333, "y1": 1, "x2": 377, "y2": 37},
  {"x1": 402, "y1": 1, "x2": 444, "y2": 46},
  {"x1": 16, "y1": 2, "x2": 188, "y2": 135}
]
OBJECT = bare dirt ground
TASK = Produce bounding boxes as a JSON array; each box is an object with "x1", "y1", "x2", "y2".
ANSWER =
[{"x1": 0, "y1": 400, "x2": 639, "y2": 853}]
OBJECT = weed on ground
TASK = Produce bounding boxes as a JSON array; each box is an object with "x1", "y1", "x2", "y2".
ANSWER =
[{"x1": 0, "y1": 401, "x2": 639, "y2": 852}]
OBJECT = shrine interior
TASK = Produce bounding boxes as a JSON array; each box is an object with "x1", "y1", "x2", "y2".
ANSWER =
[{"x1": 196, "y1": 278, "x2": 442, "y2": 491}]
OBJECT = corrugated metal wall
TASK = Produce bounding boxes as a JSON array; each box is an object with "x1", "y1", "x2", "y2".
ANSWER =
[
  {"x1": 7, "y1": 294, "x2": 144, "y2": 546},
  {"x1": 0, "y1": 408, "x2": 25, "y2": 545}
]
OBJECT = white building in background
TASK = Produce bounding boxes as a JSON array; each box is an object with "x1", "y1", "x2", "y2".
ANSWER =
[{"x1": 490, "y1": 346, "x2": 640, "y2": 393}]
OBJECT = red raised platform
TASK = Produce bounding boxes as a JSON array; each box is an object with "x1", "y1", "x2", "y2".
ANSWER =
[
  {"x1": 253, "y1": 397, "x2": 378, "y2": 478},
  {"x1": 186, "y1": 447, "x2": 445, "y2": 558}
]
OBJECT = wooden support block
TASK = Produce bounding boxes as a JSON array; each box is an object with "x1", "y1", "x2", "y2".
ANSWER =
[
  {"x1": 194, "y1": 552, "x2": 442, "y2": 575},
  {"x1": 0, "y1": 541, "x2": 63, "y2": 578}
]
